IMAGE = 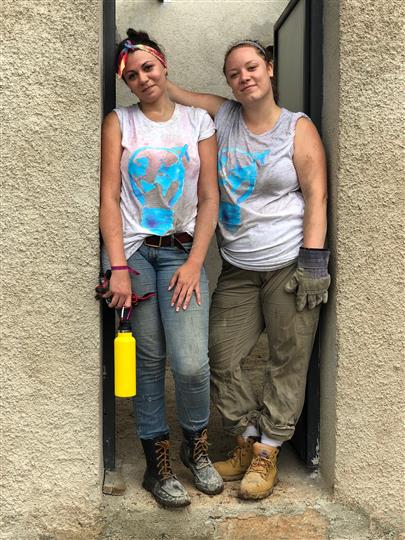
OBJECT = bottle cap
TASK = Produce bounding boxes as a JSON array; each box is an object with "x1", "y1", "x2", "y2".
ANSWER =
[{"x1": 118, "y1": 319, "x2": 132, "y2": 332}]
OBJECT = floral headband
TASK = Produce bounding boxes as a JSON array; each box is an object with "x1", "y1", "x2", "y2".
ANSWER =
[{"x1": 117, "y1": 40, "x2": 167, "y2": 79}]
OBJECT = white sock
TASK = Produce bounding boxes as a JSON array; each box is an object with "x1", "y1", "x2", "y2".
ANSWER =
[
  {"x1": 261, "y1": 435, "x2": 282, "y2": 448},
  {"x1": 242, "y1": 425, "x2": 259, "y2": 439}
]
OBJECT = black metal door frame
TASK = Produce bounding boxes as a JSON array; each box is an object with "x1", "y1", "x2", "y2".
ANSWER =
[
  {"x1": 102, "y1": 0, "x2": 117, "y2": 472},
  {"x1": 274, "y1": 0, "x2": 324, "y2": 467},
  {"x1": 101, "y1": 0, "x2": 324, "y2": 471}
]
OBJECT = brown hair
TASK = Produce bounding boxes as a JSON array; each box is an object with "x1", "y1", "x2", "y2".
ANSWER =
[
  {"x1": 222, "y1": 40, "x2": 278, "y2": 103},
  {"x1": 222, "y1": 39, "x2": 272, "y2": 75}
]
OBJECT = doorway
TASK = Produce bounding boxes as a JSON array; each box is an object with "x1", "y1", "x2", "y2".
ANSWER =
[{"x1": 101, "y1": 0, "x2": 324, "y2": 479}]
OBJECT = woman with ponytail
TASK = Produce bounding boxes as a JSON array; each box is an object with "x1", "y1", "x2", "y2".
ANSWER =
[
  {"x1": 100, "y1": 29, "x2": 223, "y2": 508},
  {"x1": 168, "y1": 40, "x2": 329, "y2": 501}
]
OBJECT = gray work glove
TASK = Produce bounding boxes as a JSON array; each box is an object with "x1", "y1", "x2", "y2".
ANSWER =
[{"x1": 285, "y1": 248, "x2": 331, "y2": 312}]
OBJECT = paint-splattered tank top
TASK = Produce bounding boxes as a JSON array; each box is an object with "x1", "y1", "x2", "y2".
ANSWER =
[
  {"x1": 114, "y1": 104, "x2": 215, "y2": 259},
  {"x1": 214, "y1": 100, "x2": 308, "y2": 271}
]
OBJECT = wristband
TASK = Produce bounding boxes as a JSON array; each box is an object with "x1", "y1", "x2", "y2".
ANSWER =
[
  {"x1": 110, "y1": 265, "x2": 140, "y2": 276},
  {"x1": 298, "y1": 247, "x2": 330, "y2": 278}
]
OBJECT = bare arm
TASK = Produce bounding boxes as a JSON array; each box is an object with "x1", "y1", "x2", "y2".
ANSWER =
[
  {"x1": 167, "y1": 80, "x2": 226, "y2": 119},
  {"x1": 293, "y1": 118, "x2": 328, "y2": 248},
  {"x1": 169, "y1": 134, "x2": 219, "y2": 310},
  {"x1": 99, "y1": 111, "x2": 132, "y2": 309}
]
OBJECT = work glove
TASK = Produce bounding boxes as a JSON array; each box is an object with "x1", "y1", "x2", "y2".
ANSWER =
[{"x1": 285, "y1": 248, "x2": 330, "y2": 312}]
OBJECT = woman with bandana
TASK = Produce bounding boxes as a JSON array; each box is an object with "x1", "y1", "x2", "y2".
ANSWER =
[
  {"x1": 168, "y1": 40, "x2": 330, "y2": 501},
  {"x1": 100, "y1": 29, "x2": 223, "y2": 507}
]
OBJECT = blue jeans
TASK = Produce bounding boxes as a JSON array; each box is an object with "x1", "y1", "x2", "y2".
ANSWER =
[{"x1": 127, "y1": 243, "x2": 210, "y2": 440}]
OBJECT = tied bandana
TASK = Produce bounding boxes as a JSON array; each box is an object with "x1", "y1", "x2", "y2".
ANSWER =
[{"x1": 117, "y1": 40, "x2": 167, "y2": 79}]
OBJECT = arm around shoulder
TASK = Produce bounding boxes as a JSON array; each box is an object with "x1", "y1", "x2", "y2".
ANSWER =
[{"x1": 167, "y1": 79, "x2": 226, "y2": 119}]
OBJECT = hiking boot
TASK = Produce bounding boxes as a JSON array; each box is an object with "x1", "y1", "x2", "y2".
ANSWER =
[
  {"x1": 141, "y1": 434, "x2": 190, "y2": 508},
  {"x1": 214, "y1": 436, "x2": 259, "y2": 481},
  {"x1": 180, "y1": 428, "x2": 224, "y2": 495},
  {"x1": 238, "y1": 442, "x2": 279, "y2": 500}
]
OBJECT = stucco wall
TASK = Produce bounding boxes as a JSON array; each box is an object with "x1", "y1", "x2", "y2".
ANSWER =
[
  {"x1": 116, "y1": 0, "x2": 287, "y2": 104},
  {"x1": 1, "y1": 1, "x2": 103, "y2": 538},
  {"x1": 321, "y1": 0, "x2": 404, "y2": 532}
]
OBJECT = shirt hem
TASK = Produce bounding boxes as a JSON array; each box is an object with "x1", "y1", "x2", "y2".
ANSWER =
[{"x1": 220, "y1": 250, "x2": 298, "y2": 272}]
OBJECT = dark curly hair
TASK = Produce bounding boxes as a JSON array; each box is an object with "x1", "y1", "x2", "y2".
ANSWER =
[{"x1": 116, "y1": 28, "x2": 165, "y2": 70}]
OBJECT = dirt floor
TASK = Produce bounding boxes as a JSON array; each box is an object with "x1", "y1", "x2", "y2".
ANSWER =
[{"x1": 99, "y1": 336, "x2": 400, "y2": 540}]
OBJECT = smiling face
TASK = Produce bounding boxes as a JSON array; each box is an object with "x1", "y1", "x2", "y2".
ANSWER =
[
  {"x1": 123, "y1": 49, "x2": 168, "y2": 104},
  {"x1": 224, "y1": 46, "x2": 274, "y2": 105}
]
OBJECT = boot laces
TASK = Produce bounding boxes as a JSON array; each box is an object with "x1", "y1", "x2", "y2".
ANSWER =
[
  {"x1": 227, "y1": 437, "x2": 254, "y2": 465},
  {"x1": 228, "y1": 444, "x2": 245, "y2": 466},
  {"x1": 247, "y1": 451, "x2": 277, "y2": 479},
  {"x1": 192, "y1": 429, "x2": 210, "y2": 467},
  {"x1": 156, "y1": 440, "x2": 175, "y2": 481}
]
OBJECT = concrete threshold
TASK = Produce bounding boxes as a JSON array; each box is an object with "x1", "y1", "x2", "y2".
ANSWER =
[{"x1": 100, "y1": 343, "x2": 398, "y2": 540}]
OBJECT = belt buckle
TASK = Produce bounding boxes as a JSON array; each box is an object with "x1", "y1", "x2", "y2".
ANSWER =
[{"x1": 144, "y1": 236, "x2": 160, "y2": 248}]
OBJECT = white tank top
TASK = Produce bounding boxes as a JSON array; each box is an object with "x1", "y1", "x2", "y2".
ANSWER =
[
  {"x1": 114, "y1": 104, "x2": 215, "y2": 259},
  {"x1": 215, "y1": 100, "x2": 308, "y2": 271}
]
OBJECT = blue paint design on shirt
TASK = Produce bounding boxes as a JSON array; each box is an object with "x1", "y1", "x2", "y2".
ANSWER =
[
  {"x1": 218, "y1": 148, "x2": 270, "y2": 231},
  {"x1": 127, "y1": 145, "x2": 190, "y2": 234},
  {"x1": 219, "y1": 201, "x2": 241, "y2": 232},
  {"x1": 142, "y1": 208, "x2": 174, "y2": 236},
  {"x1": 218, "y1": 148, "x2": 270, "y2": 203}
]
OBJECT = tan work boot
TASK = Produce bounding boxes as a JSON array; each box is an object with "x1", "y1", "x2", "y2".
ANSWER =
[
  {"x1": 238, "y1": 442, "x2": 279, "y2": 500},
  {"x1": 214, "y1": 436, "x2": 258, "y2": 481}
]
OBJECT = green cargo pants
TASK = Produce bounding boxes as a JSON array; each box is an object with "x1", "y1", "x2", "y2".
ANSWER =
[{"x1": 209, "y1": 259, "x2": 320, "y2": 442}]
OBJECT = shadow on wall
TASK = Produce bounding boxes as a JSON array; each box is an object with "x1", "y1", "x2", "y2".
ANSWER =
[{"x1": 115, "y1": 0, "x2": 288, "y2": 107}]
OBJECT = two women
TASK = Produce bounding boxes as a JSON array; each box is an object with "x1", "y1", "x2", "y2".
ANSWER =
[
  {"x1": 168, "y1": 40, "x2": 329, "y2": 501},
  {"x1": 100, "y1": 30, "x2": 329, "y2": 506},
  {"x1": 100, "y1": 29, "x2": 223, "y2": 508}
]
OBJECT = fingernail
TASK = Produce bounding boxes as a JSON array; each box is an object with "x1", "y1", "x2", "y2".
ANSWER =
[
  {"x1": 168, "y1": 286, "x2": 172, "y2": 291},
  {"x1": 183, "y1": 305, "x2": 188, "y2": 310},
  {"x1": 171, "y1": 302, "x2": 174, "y2": 307},
  {"x1": 176, "y1": 307, "x2": 180, "y2": 312}
]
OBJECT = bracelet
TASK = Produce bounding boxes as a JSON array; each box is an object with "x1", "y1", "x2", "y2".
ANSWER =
[{"x1": 110, "y1": 265, "x2": 140, "y2": 276}]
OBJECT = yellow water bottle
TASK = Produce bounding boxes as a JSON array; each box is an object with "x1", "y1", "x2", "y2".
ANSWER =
[{"x1": 114, "y1": 316, "x2": 136, "y2": 397}]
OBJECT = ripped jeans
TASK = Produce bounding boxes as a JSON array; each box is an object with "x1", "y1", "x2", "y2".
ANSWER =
[{"x1": 127, "y1": 244, "x2": 210, "y2": 440}]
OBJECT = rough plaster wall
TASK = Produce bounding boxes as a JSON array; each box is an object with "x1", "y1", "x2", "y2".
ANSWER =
[
  {"x1": 322, "y1": 0, "x2": 404, "y2": 532},
  {"x1": 116, "y1": 0, "x2": 288, "y2": 106},
  {"x1": 1, "y1": 1, "x2": 103, "y2": 538}
]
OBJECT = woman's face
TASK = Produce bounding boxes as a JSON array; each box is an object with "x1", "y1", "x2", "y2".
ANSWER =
[
  {"x1": 123, "y1": 50, "x2": 167, "y2": 103},
  {"x1": 224, "y1": 46, "x2": 273, "y2": 105}
]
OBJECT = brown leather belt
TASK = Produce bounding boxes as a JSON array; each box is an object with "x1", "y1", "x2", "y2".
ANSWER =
[{"x1": 143, "y1": 232, "x2": 193, "y2": 249}]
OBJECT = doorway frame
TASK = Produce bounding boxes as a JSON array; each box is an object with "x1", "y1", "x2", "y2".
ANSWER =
[
  {"x1": 274, "y1": 0, "x2": 324, "y2": 467},
  {"x1": 102, "y1": 0, "x2": 117, "y2": 473},
  {"x1": 101, "y1": 0, "x2": 325, "y2": 472}
]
